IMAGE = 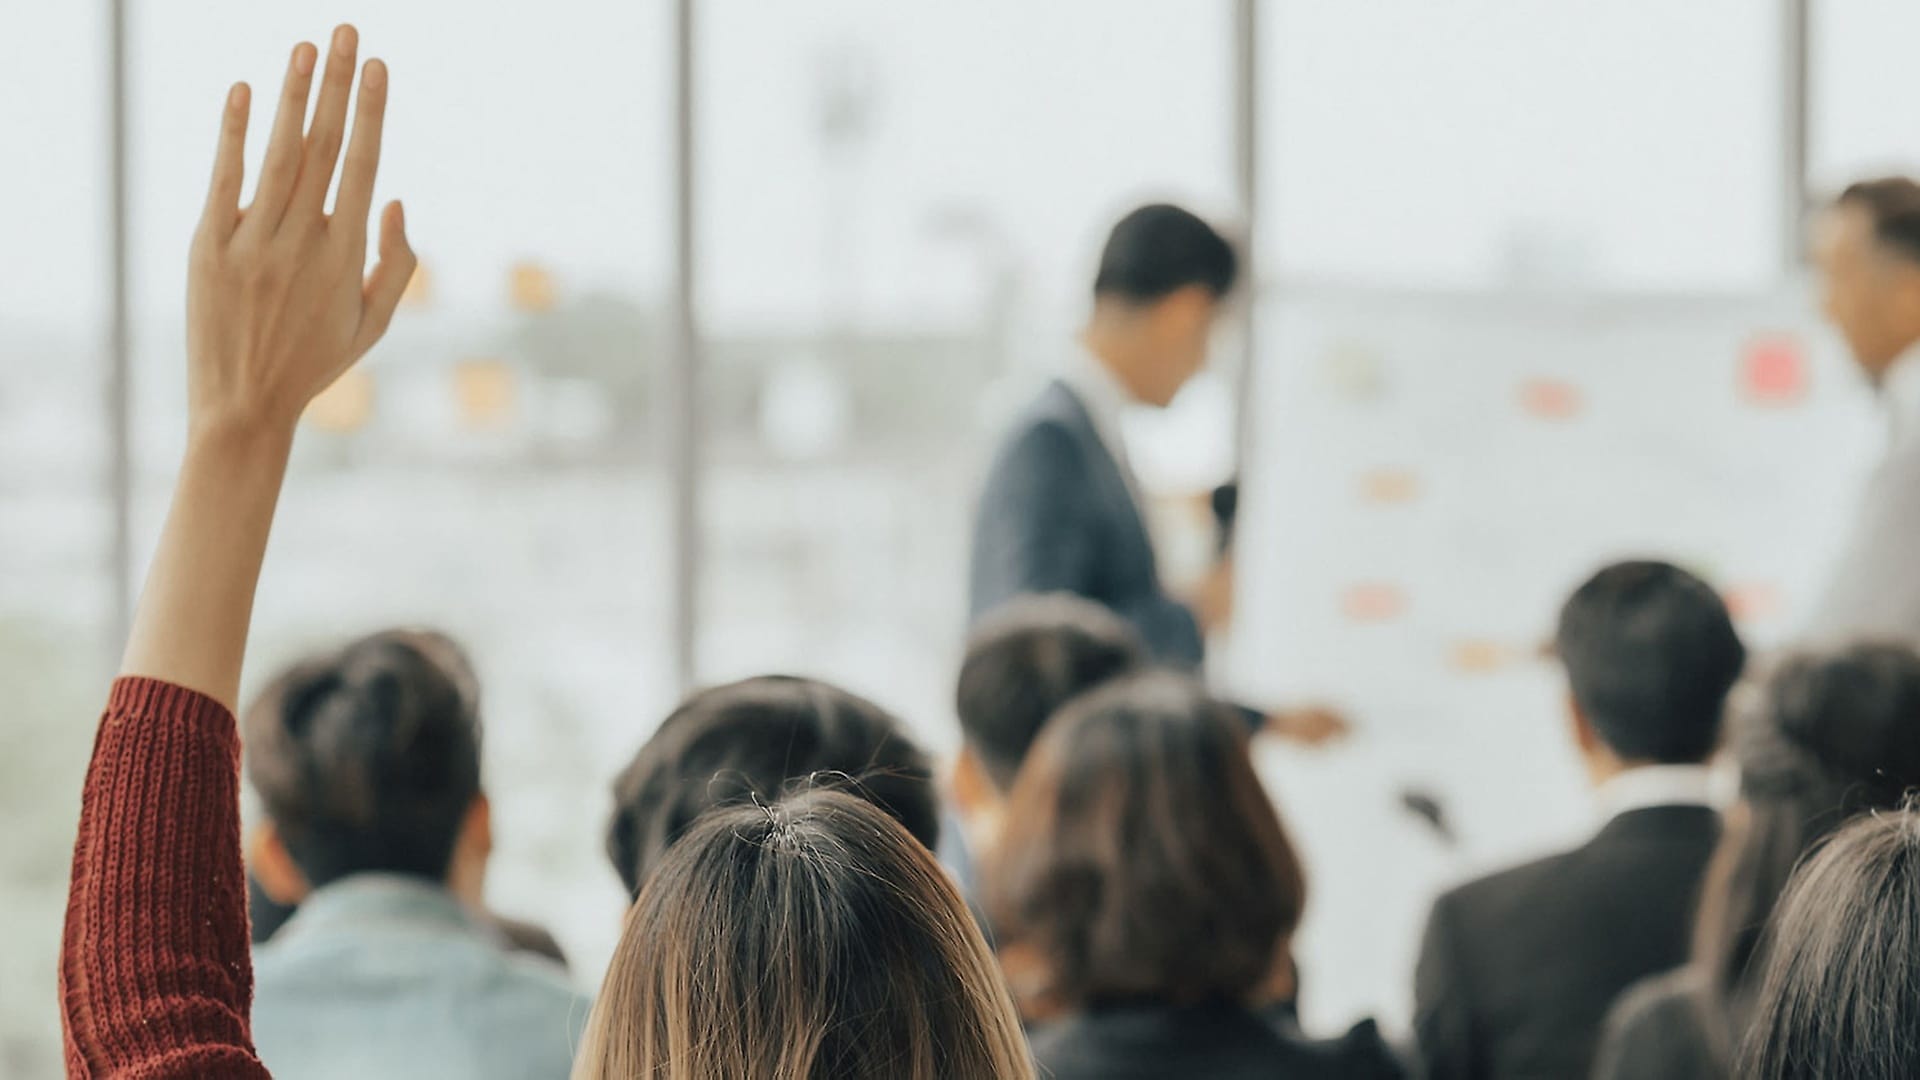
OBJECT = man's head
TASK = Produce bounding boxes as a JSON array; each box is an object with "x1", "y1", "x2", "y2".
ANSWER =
[
  {"x1": 1555, "y1": 560, "x2": 1747, "y2": 776},
  {"x1": 605, "y1": 675, "x2": 938, "y2": 900},
  {"x1": 1086, "y1": 203, "x2": 1239, "y2": 407},
  {"x1": 955, "y1": 595, "x2": 1147, "y2": 804},
  {"x1": 245, "y1": 629, "x2": 489, "y2": 904},
  {"x1": 1816, "y1": 178, "x2": 1920, "y2": 382}
]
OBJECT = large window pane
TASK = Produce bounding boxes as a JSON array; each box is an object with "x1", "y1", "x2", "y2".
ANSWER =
[
  {"x1": 0, "y1": 7, "x2": 111, "y2": 1075},
  {"x1": 1262, "y1": 0, "x2": 1779, "y2": 290},
  {"x1": 1812, "y1": 0, "x2": 1920, "y2": 188},
  {"x1": 695, "y1": 0, "x2": 1235, "y2": 743},
  {"x1": 129, "y1": 3, "x2": 673, "y2": 979}
]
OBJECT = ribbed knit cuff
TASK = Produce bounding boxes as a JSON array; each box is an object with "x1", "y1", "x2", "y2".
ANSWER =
[{"x1": 105, "y1": 676, "x2": 236, "y2": 735}]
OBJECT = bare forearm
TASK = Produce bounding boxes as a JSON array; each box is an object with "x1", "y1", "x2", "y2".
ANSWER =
[{"x1": 120, "y1": 420, "x2": 294, "y2": 713}]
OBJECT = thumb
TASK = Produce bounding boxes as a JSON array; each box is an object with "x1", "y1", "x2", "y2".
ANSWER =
[{"x1": 353, "y1": 200, "x2": 416, "y2": 357}]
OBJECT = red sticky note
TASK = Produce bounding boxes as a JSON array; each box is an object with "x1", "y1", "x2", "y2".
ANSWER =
[
  {"x1": 1520, "y1": 378, "x2": 1582, "y2": 420},
  {"x1": 1741, "y1": 335, "x2": 1806, "y2": 406},
  {"x1": 1342, "y1": 583, "x2": 1407, "y2": 623},
  {"x1": 1724, "y1": 582, "x2": 1783, "y2": 622}
]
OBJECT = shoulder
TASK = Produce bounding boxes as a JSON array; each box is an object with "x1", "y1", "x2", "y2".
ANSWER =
[
  {"x1": 1606, "y1": 968, "x2": 1704, "y2": 1045},
  {"x1": 1595, "y1": 968, "x2": 1714, "y2": 1080},
  {"x1": 1431, "y1": 844, "x2": 1585, "y2": 933},
  {"x1": 983, "y1": 390, "x2": 1095, "y2": 485}
]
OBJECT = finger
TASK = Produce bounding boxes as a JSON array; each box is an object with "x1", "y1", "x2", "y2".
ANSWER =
[
  {"x1": 332, "y1": 58, "x2": 388, "y2": 234},
  {"x1": 289, "y1": 25, "x2": 358, "y2": 218},
  {"x1": 246, "y1": 41, "x2": 319, "y2": 230},
  {"x1": 353, "y1": 201, "x2": 416, "y2": 356},
  {"x1": 198, "y1": 83, "x2": 251, "y2": 237}
]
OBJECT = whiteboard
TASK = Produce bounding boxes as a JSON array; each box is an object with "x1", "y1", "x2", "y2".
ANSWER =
[{"x1": 1223, "y1": 284, "x2": 1885, "y2": 1034}]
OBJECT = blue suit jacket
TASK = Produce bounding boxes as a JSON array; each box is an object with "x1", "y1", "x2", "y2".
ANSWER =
[{"x1": 968, "y1": 380, "x2": 1204, "y2": 667}]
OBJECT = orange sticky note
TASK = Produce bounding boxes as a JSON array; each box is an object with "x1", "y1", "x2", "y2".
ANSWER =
[
  {"x1": 1520, "y1": 378, "x2": 1582, "y2": 420},
  {"x1": 1449, "y1": 640, "x2": 1513, "y2": 673},
  {"x1": 305, "y1": 368, "x2": 374, "y2": 433},
  {"x1": 454, "y1": 359, "x2": 517, "y2": 430},
  {"x1": 400, "y1": 262, "x2": 433, "y2": 310},
  {"x1": 509, "y1": 262, "x2": 557, "y2": 313},
  {"x1": 1360, "y1": 468, "x2": 1420, "y2": 505},
  {"x1": 1342, "y1": 583, "x2": 1407, "y2": 623}
]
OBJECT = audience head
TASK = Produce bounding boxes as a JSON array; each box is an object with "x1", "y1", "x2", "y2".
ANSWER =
[
  {"x1": 1818, "y1": 177, "x2": 1920, "y2": 380},
  {"x1": 1554, "y1": 560, "x2": 1746, "y2": 777},
  {"x1": 576, "y1": 789, "x2": 1034, "y2": 1080},
  {"x1": 1087, "y1": 203, "x2": 1239, "y2": 407},
  {"x1": 987, "y1": 671, "x2": 1304, "y2": 1017},
  {"x1": 605, "y1": 675, "x2": 937, "y2": 899},
  {"x1": 244, "y1": 628, "x2": 488, "y2": 903},
  {"x1": 1739, "y1": 807, "x2": 1920, "y2": 1080},
  {"x1": 956, "y1": 594, "x2": 1146, "y2": 802},
  {"x1": 1692, "y1": 643, "x2": 1920, "y2": 1055}
]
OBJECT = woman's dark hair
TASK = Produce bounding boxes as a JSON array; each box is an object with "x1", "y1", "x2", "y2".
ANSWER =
[
  {"x1": 1738, "y1": 806, "x2": 1920, "y2": 1080},
  {"x1": 986, "y1": 671, "x2": 1304, "y2": 1013},
  {"x1": 1689, "y1": 642, "x2": 1920, "y2": 1064},
  {"x1": 956, "y1": 594, "x2": 1146, "y2": 792},
  {"x1": 243, "y1": 628, "x2": 482, "y2": 889},
  {"x1": 605, "y1": 675, "x2": 938, "y2": 899},
  {"x1": 577, "y1": 789, "x2": 1035, "y2": 1079}
]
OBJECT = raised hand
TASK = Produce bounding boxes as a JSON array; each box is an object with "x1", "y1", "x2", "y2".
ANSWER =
[
  {"x1": 186, "y1": 24, "x2": 414, "y2": 437},
  {"x1": 122, "y1": 24, "x2": 410, "y2": 710}
]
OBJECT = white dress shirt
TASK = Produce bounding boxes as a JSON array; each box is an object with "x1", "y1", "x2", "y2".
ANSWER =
[
  {"x1": 1594, "y1": 764, "x2": 1717, "y2": 824},
  {"x1": 1884, "y1": 344, "x2": 1920, "y2": 453},
  {"x1": 1801, "y1": 343, "x2": 1920, "y2": 648}
]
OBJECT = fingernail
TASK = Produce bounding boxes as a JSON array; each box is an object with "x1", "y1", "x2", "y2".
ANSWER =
[
  {"x1": 363, "y1": 59, "x2": 386, "y2": 90},
  {"x1": 229, "y1": 83, "x2": 249, "y2": 109},
  {"x1": 333, "y1": 25, "x2": 355, "y2": 52},
  {"x1": 294, "y1": 43, "x2": 316, "y2": 75}
]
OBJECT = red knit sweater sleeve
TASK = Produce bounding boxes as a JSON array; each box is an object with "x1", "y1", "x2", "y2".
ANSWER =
[{"x1": 60, "y1": 677, "x2": 268, "y2": 1079}]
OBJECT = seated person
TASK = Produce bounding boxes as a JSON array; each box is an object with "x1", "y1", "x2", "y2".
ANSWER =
[
  {"x1": 1414, "y1": 560, "x2": 1747, "y2": 1080},
  {"x1": 1738, "y1": 806, "x2": 1920, "y2": 1080},
  {"x1": 578, "y1": 789, "x2": 1033, "y2": 1078},
  {"x1": 244, "y1": 629, "x2": 588, "y2": 1080},
  {"x1": 245, "y1": 629, "x2": 568, "y2": 968},
  {"x1": 604, "y1": 674, "x2": 939, "y2": 898},
  {"x1": 986, "y1": 671, "x2": 1400, "y2": 1080},
  {"x1": 948, "y1": 593, "x2": 1147, "y2": 899},
  {"x1": 1594, "y1": 642, "x2": 1920, "y2": 1080}
]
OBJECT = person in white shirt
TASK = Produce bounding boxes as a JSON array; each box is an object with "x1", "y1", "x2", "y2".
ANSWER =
[{"x1": 1803, "y1": 178, "x2": 1920, "y2": 648}]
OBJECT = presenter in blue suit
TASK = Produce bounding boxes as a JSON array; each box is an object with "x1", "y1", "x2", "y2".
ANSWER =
[{"x1": 969, "y1": 204, "x2": 1343, "y2": 744}]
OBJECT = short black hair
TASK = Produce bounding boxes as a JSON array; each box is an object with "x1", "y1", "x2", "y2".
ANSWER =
[
  {"x1": 1555, "y1": 560, "x2": 1746, "y2": 764},
  {"x1": 957, "y1": 595, "x2": 1146, "y2": 792},
  {"x1": 1093, "y1": 203, "x2": 1238, "y2": 303},
  {"x1": 605, "y1": 675, "x2": 939, "y2": 899},
  {"x1": 244, "y1": 629, "x2": 483, "y2": 889},
  {"x1": 1836, "y1": 177, "x2": 1920, "y2": 264}
]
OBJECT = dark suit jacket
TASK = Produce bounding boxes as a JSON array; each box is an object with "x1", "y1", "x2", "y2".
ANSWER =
[
  {"x1": 1029, "y1": 1002, "x2": 1405, "y2": 1080},
  {"x1": 1412, "y1": 804, "x2": 1720, "y2": 1080},
  {"x1": 1590, "y1": 968, "x2": 1724, "y2": 1080},
  {"x1": 969, "y1": 380, "x2": 1204, "y2": 667}
]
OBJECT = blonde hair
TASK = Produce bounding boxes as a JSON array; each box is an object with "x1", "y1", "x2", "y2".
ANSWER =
[{"x1": 574, "y1": 788, "x2": 1034, "y2": 1079}]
